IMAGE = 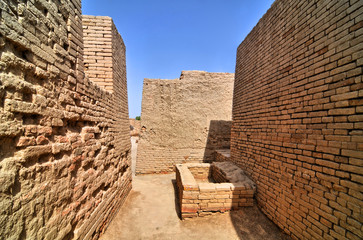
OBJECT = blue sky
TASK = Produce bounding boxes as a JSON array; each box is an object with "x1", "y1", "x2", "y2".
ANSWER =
[{"x1": 82, "y1": 0, "x2": 274, "y2": 118}]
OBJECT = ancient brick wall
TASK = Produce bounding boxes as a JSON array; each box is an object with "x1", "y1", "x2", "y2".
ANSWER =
[
  {"x1": 231, "y1": 0, "x2": 363, "y2": 239},
  {"x1": 136, "y1": 71, "x2": 234, "y2": 174},
  {"x1": 83, "y1": 16, "x2": 113, "y2": 92},
  {"x1": 0, "y1": 1, "x2": 131, "y2": 240},
  {"x1": 129, "y1": 118, "x2": 141, "y2": 136}
]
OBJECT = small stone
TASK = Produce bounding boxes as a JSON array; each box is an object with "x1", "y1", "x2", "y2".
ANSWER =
[
  {"x1": 16, "y1": 136, "x2": 36, "y2": 147},
  {"x1": 36, "y1": 135, "x2": 49, "y2": 145},
  {"x1": 51, "y1": 118, "x2": 63, "y2": 126}
]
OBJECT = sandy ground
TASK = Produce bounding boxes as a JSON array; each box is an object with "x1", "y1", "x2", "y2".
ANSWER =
[{"x1": 100, "y1": 137, "x2": 290, "y2": 240}]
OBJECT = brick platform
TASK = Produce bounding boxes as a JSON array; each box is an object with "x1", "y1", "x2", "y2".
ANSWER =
[{"x1": 176, "y1": 162, "x2": 256, "y2": 219}]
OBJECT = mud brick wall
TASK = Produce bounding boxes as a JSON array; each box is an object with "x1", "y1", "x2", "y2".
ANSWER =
[
  {"x1": 214, "y1": 149, "x2": 231, "y2": 162},
  {"x1": 231, "y1": 0, "x2": 363, "y2": 239},
  {"x1": 109, "y1": 16, "x2": 130, "y2": 159},
  {"x1": 83, "y1": 16, "x2": 113, "y2": 92},
  {"x1": 188, "y1": 164, "x2": 211, "y2": 181},
  {"x1": 211, "y1": 165, "x2": 229, "y2": 183},
  {"x1": 0, "y1": 1, "x2": 131, "y2": 240},
  {"x1": 129, "y1": 118, "x2": 141, "y2": 136},
  {"x1": 136, "y1": 71, "x2": 234, "y2": 174}
]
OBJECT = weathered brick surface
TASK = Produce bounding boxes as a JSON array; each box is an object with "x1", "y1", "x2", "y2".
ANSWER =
[
  {"x1": 215, "y1": 149, "x2": 231, "y2": 162},
  {"x1": 231, "y1": 0, "x2": 363, "y2": 239},
  {"x1": 129, "y1": 118, "x2": 141, "y2": 136},
  {"x1": 0, "y1": 1, "x2": 131, "y2": 240},
  {"x1": 83, "y1": 16, "x2": 117, "y2": 93},
  {"x1": 137, "y1": 71, "x2": 234, "y2": 174}
]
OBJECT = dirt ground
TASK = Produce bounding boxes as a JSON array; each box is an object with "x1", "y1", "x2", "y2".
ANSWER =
[{"x1": 100, "y1": 137, "x2": 290, "y2": 240}]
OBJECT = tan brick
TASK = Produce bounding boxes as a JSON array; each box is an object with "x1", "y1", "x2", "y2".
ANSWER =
[
  {"x1": 341, "y1": 150, "x2": 363, "y2": 159},
  {"x1": 181, "y1": 204, "x2": 198, "y2": 213}
]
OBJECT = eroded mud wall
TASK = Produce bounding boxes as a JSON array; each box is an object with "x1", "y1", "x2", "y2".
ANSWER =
[
  {"x1": 0, "y1": 1, "x2": 131, "y2": 239},
  {"x1": 136, "y1": 71, "x2": 234, "y2": 174}
]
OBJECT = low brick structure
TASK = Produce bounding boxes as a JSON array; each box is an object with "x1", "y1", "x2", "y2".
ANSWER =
[
  {"x1": 176, "y1": 162, "x2": 256, "y2": 219},
  {"x1": 214, "y1": 149, "x2": 231, "y2": 162}
]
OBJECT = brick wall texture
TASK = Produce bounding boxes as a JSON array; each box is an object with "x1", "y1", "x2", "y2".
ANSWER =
[
  {"x1": 231, "y1": 0, "x2": 363, "y2": 239},
  {"x1": 136, "y1": 71, "x2": 234, "y2": 174},
  {"x1": 129, "y1": 118, "x2": 141, "y2": 136},
  {"x1": 0, "y1": 1, "x2": 131, "y2": 240},
  {"x1": 83, "y1": 16, "x2": 114, "y2": 93}
]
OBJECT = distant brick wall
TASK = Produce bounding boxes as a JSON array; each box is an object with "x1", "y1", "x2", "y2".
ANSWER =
[
  {"x1": 231, "y1": 0, "x2": 363, "y2": 239},
  {"x1": 0, "y1": 1, "x2": 131, "y2": 239},
  {"x1": 137, "y1": 71, "x2": 234, "y2": 174},
  {"x1": 130, "y1": 118, "x2": 141, "y2": 136}
]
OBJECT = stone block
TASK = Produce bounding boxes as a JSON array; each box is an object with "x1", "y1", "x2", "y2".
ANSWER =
[
  {"x1": 215, "y1": 183, "x2": 232, "y2": 191},
  {"x1": 199, "y1": 183, "x2": 216, "y2": 192}
]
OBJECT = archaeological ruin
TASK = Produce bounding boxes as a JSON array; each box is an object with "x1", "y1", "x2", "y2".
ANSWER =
[
  {"x1": 129, "y1": 118, "x2": 141, "y2": 137},
  {"x1": 1, "y1": 0, "x2": 362, "y2": 239},
  {"x1": 176, "y1": 162, "x2": 256, "y2": 219},
  {"x1": 231, "y1": 1, "x2": 363, "y2": 239},
  {"x1": 1, "y1": 1, "x2": 131, "y2": 239},
  {"x1": 136, "y1": 71, "x2": 234, "y2": 174}
]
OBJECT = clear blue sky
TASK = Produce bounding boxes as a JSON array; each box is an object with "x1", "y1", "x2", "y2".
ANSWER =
[{"x1": 82, "y1": 0, "x2": 274, "y2": 118}]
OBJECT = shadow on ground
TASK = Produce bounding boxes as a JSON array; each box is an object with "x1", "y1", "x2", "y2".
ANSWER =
[
  {"x1": 229, "y1": 207, "x2": 290, "y2": 240},
  {"x1": 171, "y1": 179, "x2": 181, "y2": 219}
]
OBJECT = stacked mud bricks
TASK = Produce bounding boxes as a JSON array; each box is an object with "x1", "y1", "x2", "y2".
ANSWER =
[
  {"x1": 0, "y1": 1, "x2": 131, "y2": 240},
  {"x1": 176, "y1": 163, "x2": 256, "y2": 219},
  {"x1": 231, "y1": 0, "x2": 363, "y2": 239},
  {"x1": 137, "y1": 71, "x2": 234, "y2": 174},
  {"x1": 83, "y1": 16, "x2": 114, "y2": 92},
  {"x1": 214, "y1": 149, "x2": 231, "y2": 162}
]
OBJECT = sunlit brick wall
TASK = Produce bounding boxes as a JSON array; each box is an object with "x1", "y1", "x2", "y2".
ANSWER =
[
  {"x1": 231, "y1": 0, "x2": 362, "y2": 239},
  {"x1": 0, "y1": 2, "x2": 131, "y2": 239},
  {"x1": 83, "y1": 16, "x2": 114, "y2": 92}
]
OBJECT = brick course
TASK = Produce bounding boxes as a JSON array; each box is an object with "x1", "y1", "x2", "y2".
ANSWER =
[
  {"x1": 0, "y1": 1, "x2": 131, "y2": 240},
  {"x1": 231, "y1": 0, "x2": 363, "y2": 239}
]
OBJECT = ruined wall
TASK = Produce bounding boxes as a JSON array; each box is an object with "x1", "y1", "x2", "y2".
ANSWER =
[
  {"x1": 231, "y1": 0, "x2": 363, "y2": 239},
  {"x1": 0, "y1": 1, "x2": 131, "y2": 239},
  {"x1": 136, "y1": 71, "x2": 234, "y2": 174},
  {"x1": 129, "y1": 118, "x2": 141, "y2": 136}
]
